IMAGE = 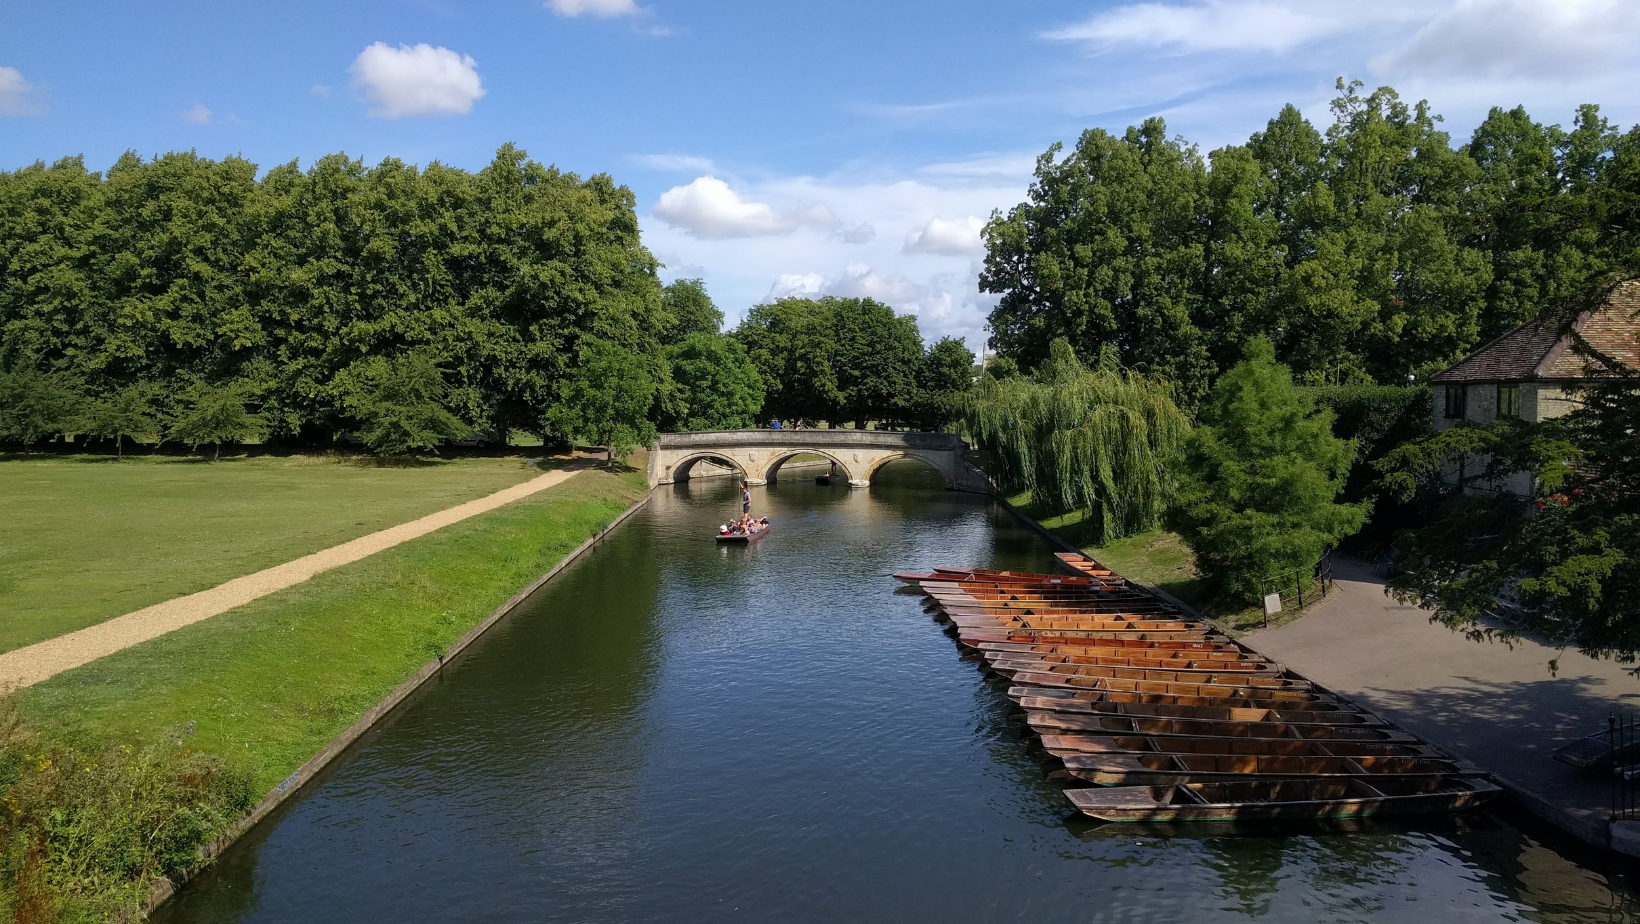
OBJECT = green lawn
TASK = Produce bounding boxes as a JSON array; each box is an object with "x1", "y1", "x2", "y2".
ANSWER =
[
  {"x1": 0, "y1": 453, "x2": 555, "y2": 653},
  {"x1": 20, "y1": 463, "x2": 649, "y2": 793},
  {"x1": 1005, "y1": 491, "x2": 1269, "y2": 632}
]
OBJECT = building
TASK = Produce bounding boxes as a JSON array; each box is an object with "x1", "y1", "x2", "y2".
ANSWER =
[{"x1": 1429, "y1": 280, "x2": 1640, "y2": 495}]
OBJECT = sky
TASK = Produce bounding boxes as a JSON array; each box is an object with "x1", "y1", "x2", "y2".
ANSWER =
[{"x1": 4, "y1": 0, "x2": 1639, "y2": 353}]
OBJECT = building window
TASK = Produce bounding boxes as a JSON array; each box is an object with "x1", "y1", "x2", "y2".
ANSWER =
[
  {"x1": 1443, "y1": 384, "x2": 1467, "y2": 419},
  {"x1": 1498, "y1": 383, "x2": 1521, "y2": 419}
]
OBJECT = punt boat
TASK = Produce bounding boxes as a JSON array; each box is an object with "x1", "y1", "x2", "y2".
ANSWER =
[{"x1": 1064, "y1": 776, "x2": 1501, "y2": 822}]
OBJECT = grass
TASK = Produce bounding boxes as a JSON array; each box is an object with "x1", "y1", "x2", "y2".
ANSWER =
[
  {"x1": 1004, "y1": 491, "x2": 1286, "y2": 633},
  {"x1": 0, "y1": 452, "x2": 557, "y2": 653},
  {"x1": 18, "y1": 463, "x2": 649, "y2": 795}
]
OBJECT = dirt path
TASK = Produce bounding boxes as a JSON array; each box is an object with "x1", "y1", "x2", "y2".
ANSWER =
[{"x1": 0, "y1": 465, "x2": 588, "y2": 690}]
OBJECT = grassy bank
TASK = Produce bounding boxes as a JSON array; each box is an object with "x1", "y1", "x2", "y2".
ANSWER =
[
  {"x1": 6, "y1": 463, "x2": 648, "y2": 921},
  {"x1": 1004, "y1": 492, "x2": 1270, "y2": 632},
  {"x1": 0, "y1": 453, "x2": 551, "y2": 653}
]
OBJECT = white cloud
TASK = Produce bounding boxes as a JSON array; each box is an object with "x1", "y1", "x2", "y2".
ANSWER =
[
  {"x1": 350, "y1": 43, "x2": 485, "y2": 118},
  {"x1": 549, "y1": 0, "x2": 638, "y2": 17},
  {"x1": 768, "y1": 272, "x2": 825, "y2": 300},
  {"x1": 920, "y1": 153, "x2": 1040, "y2": 181},
  {"x1": 631, "y1": 153, "x2": 717, "y2": 173},
  {"x1": 310, "y1": 84, "x2": 332, "y2": 98},
  {"x1": 1373, "y1": 0, "x2": 1640, "y2": 80},
  {"x1": 835, "y1": 222, "x2": 876, "y2": 244},
  {"x1": 904, "y1": 216, "x2": 985, "y2": 256},
  {"x1": 1045, "y1": 1, "x2": 1349, "y2": 53},
  {"x1": 180, "y1": 103, "x2": 212, "y2": 124},
  {"x1": 0, "y1": 66, "x2": 42, "y2": 116},
  {"x1": 653, "y1": 176, "x2": 835, "y2": 239}
]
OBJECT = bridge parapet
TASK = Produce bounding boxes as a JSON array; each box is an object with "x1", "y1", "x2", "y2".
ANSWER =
[{"x1": 649, "y1": 429, "x2": 972, "y2": 489}]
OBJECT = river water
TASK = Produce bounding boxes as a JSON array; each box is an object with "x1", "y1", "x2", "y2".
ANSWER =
[{"x1": 154, "y1": 463, "x2": 1640, "y2": 924}]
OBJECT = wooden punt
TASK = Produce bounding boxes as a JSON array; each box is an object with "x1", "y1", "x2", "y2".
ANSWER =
[
  {"x1": 1056, "y1": 752, "x2": 1474, "y2": 786},
  {"x1": 936, "y1": 604, "x2": 1186, "y2": 620},
  {"x1": 1026, "y1": 711, "x2": 1417, "y2": 743},
  {"x1": 977, "y1": 643, "x2": 1273, "y2": 669},
  {"x1": 944, "y1": 618, "x2": 1208, "y2": 639},
  {"x1": 1010, "y1": 688, "x2": 1362, "y2": 718},
  {"x1": 959, "y1": 631, "x2": 1241, "y2": 653},
  {"x1": 1009, "y1": 670, "x2": 1323, "y2": 703},
  {"x1": 941, "y1": 610, "x2": 1199, "y2": 628},
  {"x1": 983, "y1": 654, "x2": 1285, "y2": 679},
  {"x1": 1039, "y1": 733, "x2": 1429, "y2": 758},
  {"x1": 1064, "y1": 776, "x2": 1502, "y2": 822},
  {"x1": 982, "y1": 645, "x2": 1271, "y2": 667},
  {"x1": 987, "y1": 659, "x2": 1308, "y2": 690},
  {"x1": 716, "y1": 524, "x2": 770, "y2": 544},
  {"x1": 929, "y1": 598, "x2": 1178, "y2": 615},
  {"x1": 895, "y1": 571, "x2": 1095, "y2": 587},
  {"x1": 977, "y1": 640, "x2": 1263, "y2": 662}
]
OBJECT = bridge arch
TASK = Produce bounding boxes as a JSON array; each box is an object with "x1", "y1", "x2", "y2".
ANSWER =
[
  {"x1": 663, "y1": 452, "x2": 750, "y2": 484},
  {"x1": 760, "y1": 449, "x2": 854, "y2": 484},
  {"x1": 861, "y1": 450, "x2": 952, "y2": 485}
]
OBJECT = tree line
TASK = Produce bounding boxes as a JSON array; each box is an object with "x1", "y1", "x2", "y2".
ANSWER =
[
  {"x1": 0, "y1": 146, "x2": 971, "y2": 456},
  {"x1": 982, "y1": 80, "x2": 1640, "y2": 406}
]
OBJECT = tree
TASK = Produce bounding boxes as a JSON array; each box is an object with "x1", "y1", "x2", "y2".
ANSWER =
[
  {"x1": 344, "y1": 351, "x2": 470, "y2": 455},
  {"x1": 80, "y1": 383, "x2": 158, "y2": 458},
  {"x1": 662, "y1": 333, "x2": 763, "y2": 431},
  {"x1": 169, "y1": 383, "x2": 264, "y2": 460},
  {"x1": 0, "y1": 366, "x2": 81, "y2": 447},
  {"x1": 962, "y1": 338, "x2": 1189, "y2": 544},
  {"x1": 733, "y1": 298, "x2": 841, "y2": 424},
  {"x1": 915, "y1": 336, "x2": 976, "y2": 429},
  {"x1": 548, "y1": 339, "x2": 656, "y2": 462},
  {"x1": 831, "y1": 297, "x2": 924, "y2": 428},
  {"x1": 661, "y1": 278, "x2": 723, "y2": 343},
  {"x1": 1168, "y1": 338, "x2": 1368, "y2": 599}
]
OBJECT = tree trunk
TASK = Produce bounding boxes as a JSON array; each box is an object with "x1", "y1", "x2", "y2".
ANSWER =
[
  {"x1": 116, "y1": 434, "x2": 123, "y2": 459},
  {"x1": 214, "y1": 441, "x2": 221, "y2": 461}
]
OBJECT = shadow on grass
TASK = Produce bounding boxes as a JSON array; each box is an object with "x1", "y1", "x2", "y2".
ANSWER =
[{"x1": 1, "y1": 445, "x2": 577, "y2": 470}]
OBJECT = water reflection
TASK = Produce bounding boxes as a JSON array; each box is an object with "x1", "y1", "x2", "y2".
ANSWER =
[{"x1": 155, "y1": 461, "x2": 1640, "y2": 924}]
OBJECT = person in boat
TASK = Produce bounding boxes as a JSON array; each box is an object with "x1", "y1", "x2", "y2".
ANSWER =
[{"x1": 740, "y1": 481, "x2": 751, "y2": 517}]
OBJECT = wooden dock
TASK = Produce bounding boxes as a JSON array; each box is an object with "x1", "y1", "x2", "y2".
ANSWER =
[{"x1": 895, "y1": 553, "x2": 1502, "y2": 824}]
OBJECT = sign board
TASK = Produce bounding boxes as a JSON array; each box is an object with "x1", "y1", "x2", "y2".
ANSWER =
[{"x1": 1262, "y1": 592, "x2": 1283, "y2": 616}]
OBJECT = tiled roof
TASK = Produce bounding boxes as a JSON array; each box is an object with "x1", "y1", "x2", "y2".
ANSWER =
[{"x1": 1431, "y1": 280, "x2": 1640, "y2": 383}]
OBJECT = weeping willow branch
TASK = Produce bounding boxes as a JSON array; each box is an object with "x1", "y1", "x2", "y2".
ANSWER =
[{"x1": 962, "y1": 339, "x2": 1190, "y2": 544}]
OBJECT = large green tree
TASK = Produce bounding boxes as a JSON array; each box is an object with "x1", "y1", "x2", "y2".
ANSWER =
[
  {"x1": 548, "y1": 338, "x2": 656, "y2": 462},
  {"x1": 342, "y1": 351, "x2": 471, "y2": 455},
  {"x1": 831, "y1": 297, "x2": 924, "y2": 428},
  {"x1": 733, "y1": 297, "x2": 841, "y2": 424},
  {"x1": 662, "y1": 332, "x2": 763, "y2": 431},
  {"x1": 1168, "y1": 339, "x2": 1368, "y2": 599}
]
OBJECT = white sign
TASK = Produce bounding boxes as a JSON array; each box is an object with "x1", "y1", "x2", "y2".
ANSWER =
[{"x1": 1263, "y1": 593, "x2": 1283, "y2": 616}]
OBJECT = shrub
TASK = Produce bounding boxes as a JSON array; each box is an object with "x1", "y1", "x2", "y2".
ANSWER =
[{"x1": 0, "y1": 700, "x2": 255, "y2": 923}]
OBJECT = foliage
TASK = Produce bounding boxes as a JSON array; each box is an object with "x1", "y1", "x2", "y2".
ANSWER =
[
  {"x1": 1168, "y1": 339, "x2": 1368, "y2": 600},
  {"x1": 168, "y1": 383, "x2": 264, "y2": 460},
  {"x1": 831, "y1": 297, "x2": 925, "y2": 428},
  {"x1": 0, "y1": 367, "x2": 80, "y2": 447},
  {"x1": 77, "y1": 383, "x2": 158, "y2": 458},
  {"x1": 981, "y1": 81, "x2": 1640, "y2": 398},
  {"x1": 962, "y1": 338, "x2": 1189, "y2": 544},
  {"x1": 547, "y1": 338, "x2": 656, "y2": 461},
  {"x1": 343, "y1": 351, "x2": 470, "y2": 455},
  {"x1": 1378, "y1": 336, "x2": 1639, "y2": 655},
  {"x1": 914, "y1": 336, "x2": 976, "y2": 429},
  {"x1": 732, "y1": 297, "x2": 843, "y2": 424},
  {"x1": 660, "y1": 278, "x2": 723, "y2": 343},
  {"x1": 0, "y1": 145, "x2": 666, "y2": 451},
  {"x1": 661, "y1": 332, "x2": 763, "y2": 431},
  {"x1": 0, "y1": 697, "x2": 255, "y2": 924}
]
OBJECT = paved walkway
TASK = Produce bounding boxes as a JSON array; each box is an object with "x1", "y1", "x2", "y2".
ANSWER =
[
  {"x1": 0, "y1": 464, "x2": 587, "y2": 690},
  {"x1": 1248, "y1": 556, "x2": 1640, "y2": 845}
]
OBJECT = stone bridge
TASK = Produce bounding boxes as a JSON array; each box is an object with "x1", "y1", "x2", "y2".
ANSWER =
[{"x1": 648, "y1": 429, "x2": 987, "y2": 490}]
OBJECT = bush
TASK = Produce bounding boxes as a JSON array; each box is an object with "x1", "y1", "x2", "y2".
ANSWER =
[{"x1": 0, "y1": 699, "x2": 255, "y2": 923}]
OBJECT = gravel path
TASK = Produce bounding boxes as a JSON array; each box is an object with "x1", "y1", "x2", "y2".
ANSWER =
[{"x1": 0, "y1": 465, "x2": 587, "y2": 690}]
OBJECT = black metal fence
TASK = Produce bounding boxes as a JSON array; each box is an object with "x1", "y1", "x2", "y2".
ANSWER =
[
  {"x1": 1254, "y1": 552, "x2": 1335, "y2": 628},
  {"x1": 1612, "y1": 713, "x2": 1640, "y2": 820}
]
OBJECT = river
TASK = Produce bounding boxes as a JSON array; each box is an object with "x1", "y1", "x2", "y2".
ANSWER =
[{"x1": 154, "y1": 462, "x2": 1640, "y2": 923}]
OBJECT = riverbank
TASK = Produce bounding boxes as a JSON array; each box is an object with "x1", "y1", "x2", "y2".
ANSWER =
[
  {"x1": 0, "y1": 453, "x2": 553, "y2": 653},
  {"x1": 4, "y1": 461, "x2": 650, "y2": 922}
]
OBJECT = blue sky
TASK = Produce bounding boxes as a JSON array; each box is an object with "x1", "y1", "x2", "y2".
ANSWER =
[{"x1": 5, "y1": 1, "x2": 1639, "y2": 351}]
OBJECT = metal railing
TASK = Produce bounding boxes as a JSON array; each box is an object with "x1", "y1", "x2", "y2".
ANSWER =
[
  {"x1": 1254, "y1": 553, "x2": 1335, "y2": 628},
  {"x1": 1612, "y1": 713, "x2": 1640, "y2": 820}
]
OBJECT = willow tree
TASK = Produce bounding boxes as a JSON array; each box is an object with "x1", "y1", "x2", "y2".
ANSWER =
[{"x1": 962, "y1": 339, "x2": 1189, "y2": 544}]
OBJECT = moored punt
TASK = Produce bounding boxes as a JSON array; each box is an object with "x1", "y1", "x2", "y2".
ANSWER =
[
  {"x1": 1009, "y1": 684, "x2": 1354, "y2": 713},
  {"x1": 1013, "y1": 693, "x2": 1367, "y2": 723},
  {"x1": 1064, "y1": 776, "x2": 1502, "y2": 823},
  {"x1": 977, "y1": 645, "x2": 1276, "y2": 670},
  {"x1": 1026, "y1": 711, "x2": 1417, "y2": 743},
  {"x1": 1009, "y1": 670, "x2": 1322, "y2": 703},
  {"x1": 984, "y1": 654, "x2": 1286, "y2": 679},
  {"x1": 960, "y1": 631, "x2": 1240, "y2": 653},
  {"x1": 943, "y1": 616, "x2": 1209, "y2": 637},
  {"x1": 988, "y1": 660, "x2": 1308, "y2": 690},
  {"x1": 1056, "y1": 753, "x2": 1475, "y2": 786},
  {"x1": 895, "y1": 571, "x2": 1096, "y2": 587},
  {"x1": 1039, "y1": 733, "x2": 1432, "y2": 758},
  {"x1": 941, "y1": 609, "x2": 1197, "y2": 627}
]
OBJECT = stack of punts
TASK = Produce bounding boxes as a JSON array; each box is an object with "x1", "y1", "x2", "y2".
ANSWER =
[{"x1": 896, "y1": 554, "x2": 1500, "y2": 823}]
